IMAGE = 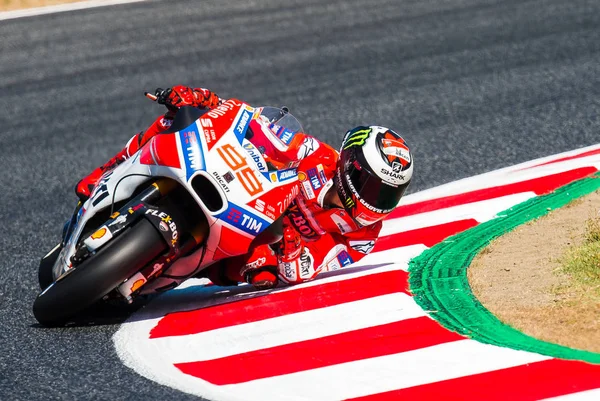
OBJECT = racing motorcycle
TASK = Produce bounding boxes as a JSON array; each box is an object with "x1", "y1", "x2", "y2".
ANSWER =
[{"x1": 33, "y1": 94, "x2": 302, "y2": 326}]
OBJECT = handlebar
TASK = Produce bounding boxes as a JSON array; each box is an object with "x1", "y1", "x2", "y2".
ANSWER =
[{"x1": 144, "y1": 88, "x2": 171, "y2": 105}]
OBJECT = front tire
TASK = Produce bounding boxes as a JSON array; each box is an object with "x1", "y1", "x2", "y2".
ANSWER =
[
  {"x1": 33, "y1": 219, "x2": 167, "y2": 326},
  {"x1": 39, "y1": 244, "x2": 62, "y2": 290}
]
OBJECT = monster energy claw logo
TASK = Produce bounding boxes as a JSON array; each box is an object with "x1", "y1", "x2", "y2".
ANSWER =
[
  {"x1": 343, "y1": 128, "x2": 372, "y2": 150},
  {"x1": 344, "y1": 197, "x2": 355, "y2": 208}
]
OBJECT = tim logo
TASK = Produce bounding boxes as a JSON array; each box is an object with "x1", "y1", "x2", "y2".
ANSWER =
[
  {"x1": 222, "y1": 204, "x2": 267, "y2": 235},
  {"x1": 227, "y1": 208, "x2": 242, "y2": 223},
  {"x1": 337, "y1": 250, "x2": 353, "y2": 267},
  {"x1": 277, "y1": 129, "x2": 296, "y2": 145},
  {"x1": 307, "y1": 168, "x2": 321, "y2": 190}
]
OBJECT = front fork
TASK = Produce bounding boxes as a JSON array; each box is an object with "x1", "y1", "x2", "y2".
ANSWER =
[{"x1": 70, "y1": 179, "x2": 207, "y2": 302}]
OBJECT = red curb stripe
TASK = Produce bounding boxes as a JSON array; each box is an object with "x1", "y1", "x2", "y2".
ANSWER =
[
  {"x1": 375, "y1": 219, "x2": 478, "y2": 251},
  {"x1": 151, "y1": 217, "x2": 474, "y2": 339},
  {"x1": 389, "y1": 167, "x2": 597, "y2": 219},
  {"x1": 149, "y1": 270, "x2": 409, "y2": 339},
  {"x1": 175, "y1": 317, "x2": 464, "y2": 385},
  {"x1": 344, "y1": 358, "x2": 600, "y2": 401},
  {"x1": 526, "y1": 147, "x2": 600, "y2": 169}
]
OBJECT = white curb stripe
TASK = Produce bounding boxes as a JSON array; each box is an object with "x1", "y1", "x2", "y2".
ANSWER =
[
  {"x1": 380, "y1": 192, "x2": 536, "y2": 236},
  {"x1": 140, "y1": 293, "x2": 426, "y2": 364},
  {"x1": 400, "y1": 147, "x2": 600, "y2": 205},
  {"x1": 0, "y1": 0, "x2": 147, "y2": 21},
  {"x1": 354, "y1": 244, "x2": 427, "y2": 269},
  {"x1": 220, "y1": 340, "x2": 551, "y2": 401}
]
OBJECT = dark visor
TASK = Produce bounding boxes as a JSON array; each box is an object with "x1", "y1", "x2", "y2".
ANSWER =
[{"x1": 347, "y1": 163, "x2": 408, "y2": 212}]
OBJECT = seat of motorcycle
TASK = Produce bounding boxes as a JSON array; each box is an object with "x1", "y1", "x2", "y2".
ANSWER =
[{"x1": 162, "y1": 106, "x2": 210, "y2": 134}]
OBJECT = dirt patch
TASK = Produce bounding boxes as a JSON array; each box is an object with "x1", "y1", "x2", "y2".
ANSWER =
[
  {"x1": 468, "y1": 190, "x2": 600, "y2": 353},
  {"x1": 1, "y1": 0, "x2": 84, "y2": 12}
]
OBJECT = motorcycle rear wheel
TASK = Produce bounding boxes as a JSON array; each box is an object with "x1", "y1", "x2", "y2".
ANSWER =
[{"x1": 33, "y1": 219, "x2": 167, "y2": 327}]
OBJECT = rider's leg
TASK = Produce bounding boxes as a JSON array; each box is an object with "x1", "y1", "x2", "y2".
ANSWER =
[
  {"x1": 203, "y1": 244, "x2": 279, "y2": 290},
  {"x1": 75, "y1": 114, "x2": 173, "y2": 200}
]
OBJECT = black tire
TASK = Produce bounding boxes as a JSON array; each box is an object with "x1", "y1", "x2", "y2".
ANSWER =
[
  {"x1": 33, "y1": 219, "x2": 167, "y2": 326},
  {"x1": 39, "y1": 244, "x2": 62, "y2": 290}
]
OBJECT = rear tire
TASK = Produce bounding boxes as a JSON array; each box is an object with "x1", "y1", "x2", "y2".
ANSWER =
[{"x1": 33, "y1": 219, "x2": 167, "y2": 326}]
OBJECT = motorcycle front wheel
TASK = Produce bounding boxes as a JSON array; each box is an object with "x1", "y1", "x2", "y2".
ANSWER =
[{"x1": 33, "y1": 219, "x2": 167, "y2": 327}]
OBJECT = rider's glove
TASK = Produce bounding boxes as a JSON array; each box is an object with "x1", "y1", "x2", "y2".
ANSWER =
[
  {"x1": 163, "y1": 85, "x2": 202, "y2": 111},
  {"x1": 158, "y1": 85, "x2": 222, "y2": 112}
]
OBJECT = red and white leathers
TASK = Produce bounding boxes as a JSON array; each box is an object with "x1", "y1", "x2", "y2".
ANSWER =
[
  {"x1": 243, "y1": 118, "x2": 383, "y2": 285},
  {"x1": 77, "y1": 86, "x2": 382, "y2": 288}
]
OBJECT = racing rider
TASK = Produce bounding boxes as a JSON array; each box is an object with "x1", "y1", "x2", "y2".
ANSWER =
[{"x1": 76, "y1": 85, "x2": 414, "y2": 290}]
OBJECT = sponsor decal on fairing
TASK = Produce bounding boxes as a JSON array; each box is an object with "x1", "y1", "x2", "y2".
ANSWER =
[
  {"x1": 276, "y1": 168, "x2": 297, "y2": 182},
  {"x1": 233, "y1": 108, "x2": 253, "y2": 143},
  {"x1": 178, "y1": 124, "x2": 205, "y2": 181},
  {"x1": 90, "y1": 171, "x2": 113, "y2": 207},
  {"x1": 223, "y1": 171, "x2": 235, "y2": 183},
  {"x1": 200, "y1": 118, "x2": 217, "y2": 146},
  {"x1": 206, "y1": 99, "x2": 241, "y2": 119},
  {"x1": 108, "y1": 213, "x2": 128, "y2": 227},
  {"x1": 83, "y1": 225, "x2": 113, "y2": 251},
  {"x1": 211, "y1": 171, "x2": 231, "y2": 193},
  {"x1": 219, "y1": 203, "x2": 269, "y2": 236},
  {"x1": 243, "y1": 142, "x2": 268, "y2": 172},
  {"x1": 146, "y1": 209, "x2": 178, "y2": 243}
]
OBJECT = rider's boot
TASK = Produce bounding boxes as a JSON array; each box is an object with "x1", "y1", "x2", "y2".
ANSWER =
[
  {"x1": 75, "y1": 146, "x2": 130, "y2": 201},
  {"x1": 204, "y1": 245, "x2": 279, "y2": 290},
  {"x1": 75, "y1": 114, "x2": 174, "y2": 201}
]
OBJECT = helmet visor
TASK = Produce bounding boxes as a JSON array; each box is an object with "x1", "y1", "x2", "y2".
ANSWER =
[{"x1": 346, "y1": 162, "x2": 408, "y2": 213}]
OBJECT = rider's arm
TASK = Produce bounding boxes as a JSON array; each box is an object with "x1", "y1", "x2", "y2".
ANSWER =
[
  {"x1": 123, "y1": 85, "x2": 223, "y2": 157},
  {"x1": 276, "y1": 221, "x2": 383, "y2": 285}
]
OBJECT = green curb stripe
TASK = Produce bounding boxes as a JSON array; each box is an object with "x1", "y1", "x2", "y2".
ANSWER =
[{"x1": 408, "y1": 173, "x2": 600, "y2": 364}]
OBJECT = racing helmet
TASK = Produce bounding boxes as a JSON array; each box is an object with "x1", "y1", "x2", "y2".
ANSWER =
[{"x1": 333, "y1": 126, "x2": 413, "y2": 226}]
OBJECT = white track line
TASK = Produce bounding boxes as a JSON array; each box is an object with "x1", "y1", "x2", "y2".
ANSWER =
[{"x1": 0, "y1": 0, "x2": 147, "y2": 21}]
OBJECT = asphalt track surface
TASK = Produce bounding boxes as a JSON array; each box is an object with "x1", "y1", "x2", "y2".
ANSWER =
[{"x1": 1, "y1": 0, "x2": 599, "y2": 399}]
